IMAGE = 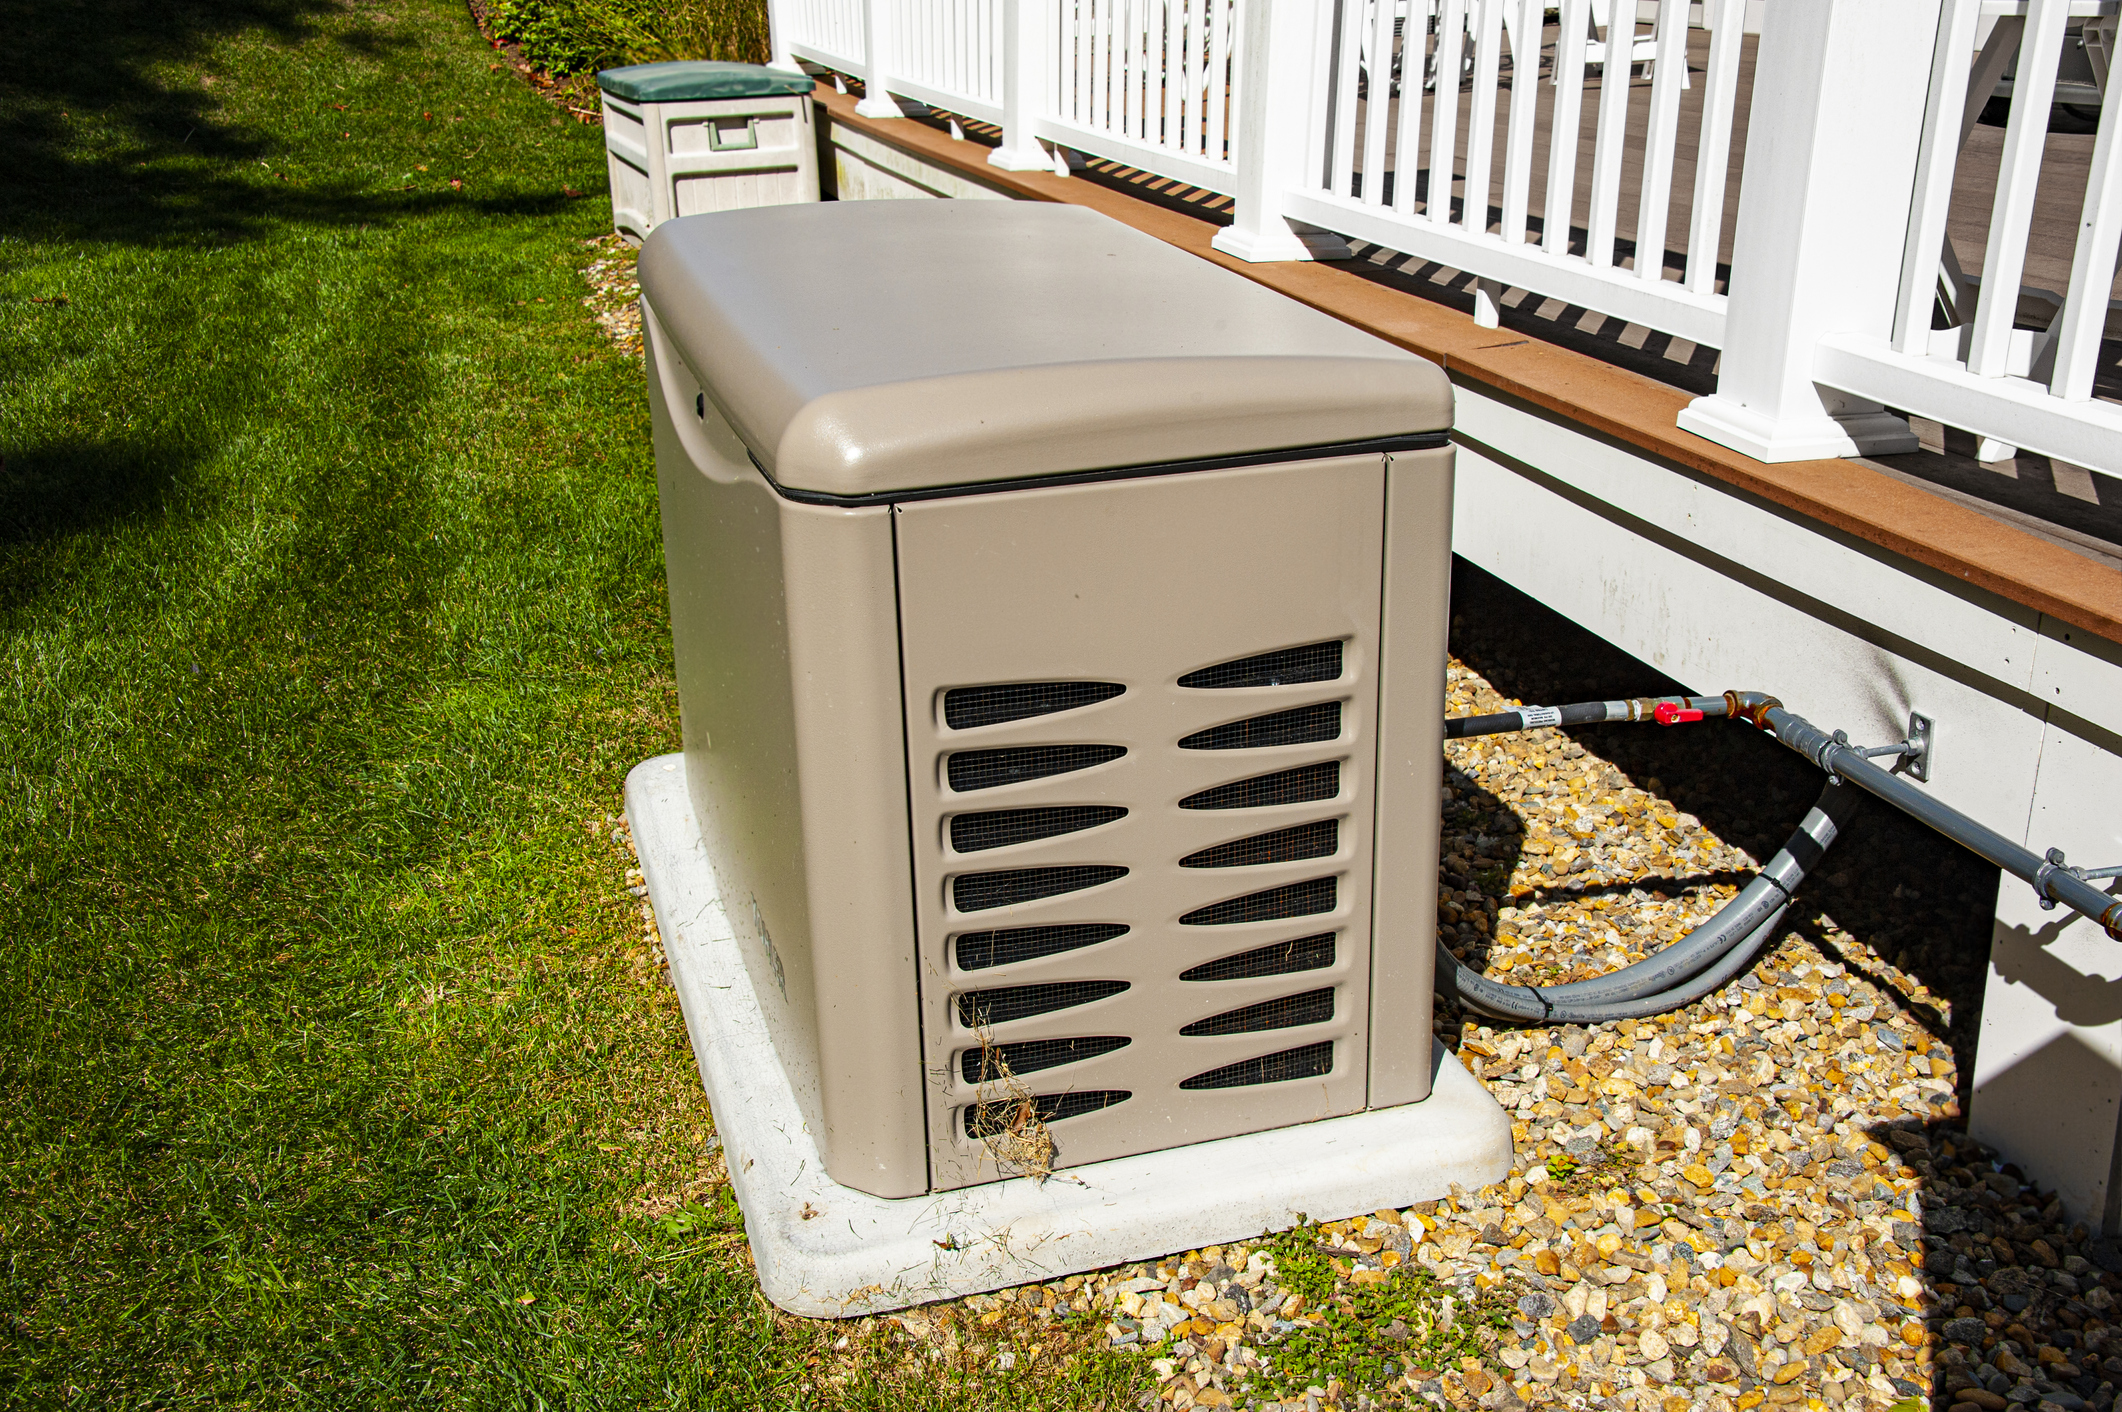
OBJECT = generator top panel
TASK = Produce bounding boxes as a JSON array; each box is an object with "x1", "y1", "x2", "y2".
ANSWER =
[{"x1": 637, "y1": 200, "x2": 1453, "y2": 499}]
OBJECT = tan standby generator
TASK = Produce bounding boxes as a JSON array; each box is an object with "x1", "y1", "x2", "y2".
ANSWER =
[{"x1": 639, "y1": 199, "x2": 1458, "y2": 1201}]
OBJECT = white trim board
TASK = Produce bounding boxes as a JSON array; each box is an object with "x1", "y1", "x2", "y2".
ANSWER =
[{"x1": 625, "y1": 754, "x2": 1514, "y2": 1318}]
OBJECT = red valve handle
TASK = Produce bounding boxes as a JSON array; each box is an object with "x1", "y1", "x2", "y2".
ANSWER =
[{"x1": 1654, "y1": 701, "x2": 1705, "y2": 726}]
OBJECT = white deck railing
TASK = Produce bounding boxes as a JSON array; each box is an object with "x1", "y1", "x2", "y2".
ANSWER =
[{"x1": 771, "y1": 0, "x2": 2122, "y2": 481}]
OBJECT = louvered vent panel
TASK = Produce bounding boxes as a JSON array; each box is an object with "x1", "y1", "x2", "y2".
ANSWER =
[
  {"x1": 1180, "y1": 819, "x2": 1337, "y2": 869},
  {"x1": 1180, "y1": 762, "x2": 1341, "y2": 811},
  {"x1": 1181, "y1": 932, "x2": 1336, "y2": 982},
  {"x1": 1180, "y1": 987, "x2": 1335, "y2": 1036},
  {"x1": 1180, "y1": 1042, "x2": 1334, "y2": 1090},
  {"x1": 1180, "y1": 876, "x2": 1336, "y2": 926},
  {"x1": 948, "y1": 743, "x2": 1125, "y2": 792},
  {"x1": 957, "y1": 979, "x2": 1129, "y2": 1027},
  {"x1": 965, "y1": 1088, "x2": 1130, "y2": 1138},
  {"x1": 960, "y1": 1034, "x2": 1131, "y2": 1083},
  {"x1": 951, "y1": 805, "x2": 1127, "y2": 853},
  {"x1": 1178, "y1": 702, "x2": 1342, "y2": 751},
  {"x1": 953, "y1": 864, "x2": 1126, "y2": 913},
  {"x1": 1179, "y1": 641, "x2": 1344, "y2": 690},
  {"x1": 955, "y1": 923, "x2": 1128, "y2": 971},
  {"x1": 945, "y1": 681, "x2": 1124, "y2": 729}
]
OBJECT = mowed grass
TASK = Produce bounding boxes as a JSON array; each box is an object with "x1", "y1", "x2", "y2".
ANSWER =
[{"x1": 0, "y1": 3, "x2": 1146, "y2": 1406}]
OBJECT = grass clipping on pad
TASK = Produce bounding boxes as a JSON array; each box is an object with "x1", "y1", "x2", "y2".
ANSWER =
[{"x1": 964, "y1": 1023, "x2": 1056, "y2": 1180}]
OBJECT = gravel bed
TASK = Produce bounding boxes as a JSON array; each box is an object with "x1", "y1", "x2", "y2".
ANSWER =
[{"x1": 579, "y1": 233, "x2": 642, "y2": 359}]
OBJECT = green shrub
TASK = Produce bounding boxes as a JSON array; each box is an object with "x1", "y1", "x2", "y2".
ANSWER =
[{"x1": 491, "y1": 0, "x2": 771, "y2": 76}]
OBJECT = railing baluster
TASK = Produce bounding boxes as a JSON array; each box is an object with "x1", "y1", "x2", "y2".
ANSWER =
[
  {"x1": 1461, "y1": 0, "x2": 1505, "y2": 234},
  {"x1": 1186, "y1": 0, "x2": 1205, "y2": 154},
  {"x1": 1391, "y1": 0, "x2": 1428, "y2": 214},
  {"x1": 1329, "y1": 0, "x2": 1366, "y2": 195},
  {"x1": 1582, "y1": 0, "x2": 1630, "y2": 267},
  {"x1": 1543, "y1": 0, "x2": 1589, "y2": 255},
  {"x1": 1632, "y1": 0, "x2": 1688, "y2": 283},
  {"x1": 1428, "y1": 0, "x2": 1467, "y2": 226},
  {"x1": 1682, "y1": 0, "x2": 1744, "y2": 295},
  {"x1": 1171, "y1": 0, "x2": 1188, "y2": 149},
  {"x1": 1498, "y1": 0, "x2": 1541, "y2": 242},
  {"x1": 1968, "y1": 0, "x2": 2068, "y2": 378},
  {"x1": 2050, "y1": 74, "x2": 2122, "y2": 400},
  {"x1": 1208, "y1": 0, "x2": 1229, "y2": 164},
  {"x1": 1361, "y1": 0, "x2": 1398, "y2": 204}
]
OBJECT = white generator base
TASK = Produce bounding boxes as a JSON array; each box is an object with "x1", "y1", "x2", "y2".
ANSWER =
[{"x1": 625, "y1": 754, "x2": 1515, "y2": 1318}]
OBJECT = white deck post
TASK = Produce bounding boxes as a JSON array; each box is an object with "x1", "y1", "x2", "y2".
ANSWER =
[
  {"x1": 991, "y1": 0, "x2": 1055, "y2": 170},
  {"x1": 1211, "y1": 0, "x2": 1351, "y2": 262},
  {"x1": 1674, "y1": 0, "x2": 1934, "y2": 461},
  {"x1": 768, "y1": 0, "x2": 799, "y2": 73},
  {"x1": 858, "y1": 0, "x2": 909, "y2": 116}
]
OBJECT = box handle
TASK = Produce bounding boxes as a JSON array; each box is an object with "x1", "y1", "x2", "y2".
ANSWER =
[{"x1": 708, "y1": 117, "x2": 758, "y2": 152}]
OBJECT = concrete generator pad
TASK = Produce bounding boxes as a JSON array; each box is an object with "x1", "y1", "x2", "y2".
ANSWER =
[{"x1": 625, "y1": 755, "x2": 1514, "y2": 1318}]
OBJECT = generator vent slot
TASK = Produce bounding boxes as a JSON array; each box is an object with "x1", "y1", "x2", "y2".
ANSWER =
[
  {"x1": 1179, "y1": 761, "x2": 1340, "y2": 811},
  {"x1": 1180, "y1": 1041, "x2": 1334, "y2": 1090},
  {"x1": 1180, "y1": 876, "x2": 1336, "y2": 926},
  {"x1": 1181, "y1": 932, "x2": 1337, "y2": 982},
  {"x1": 957, "y1": 979, "x2": 1129, "y2": 1027},
  {"x1": 965, "y1": 1088, "x2": 1130, "y2": 1137},
  {"x1": 1179, "y1": 641, "x2": 1343, "y2": 690},
  {"x1": 954, "y1": 864, "x2": 1127, "y2": 913},
  {"x1": 1181, "y1": 987, "x2": 1335, "y2": 1036},
  {"x1": 945, "y1": 681, "x2": 1124, "y2": 730},
  {"x1": 1179, "y1": 702, "x2": 1342, "y2": 752},
  {"x1": 1180, "y1": 819, "x2": 1338, "y2": 869},
  {"x1": 948, "y1": 743, "x2": 1125, "y2": 793},
  {"x1": 960, "y1": 1035, "x2": 1131, "y2": 1084},
  {"x1": 951, "y1": 805, "x2": 1127, "y2": 854},
  {"x1": 955, "y1": 923, "x2": 1128, "y2": 971}
]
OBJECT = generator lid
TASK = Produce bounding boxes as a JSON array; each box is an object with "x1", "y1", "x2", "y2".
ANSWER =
[
  {"x1": 638, "y1": 201, "x2": 1452, "y2": 499},
  {"x1": 595, "y1": 61, "x2": 815, "y2": 103}
]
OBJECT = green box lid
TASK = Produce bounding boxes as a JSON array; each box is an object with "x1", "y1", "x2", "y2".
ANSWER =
[{"x1": 596, "y1": 61, "x2": 815, "y2": 103}]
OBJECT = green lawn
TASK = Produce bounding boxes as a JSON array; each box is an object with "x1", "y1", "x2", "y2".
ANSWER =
[{"x1": 0, "y1": 3, "x2": 1144, "y2": 1405}]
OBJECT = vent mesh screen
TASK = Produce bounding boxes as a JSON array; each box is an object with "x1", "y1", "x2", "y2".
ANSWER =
[
  {"x1": 958, "y1": 979, "x2": 1129, "y2": 1027},
  {"x1": 1180, "y1": 762, "x2": 1341, "y2": 811},
  {"x1": 1180, "y1": 819, "x2": 1338, "y2": 869},
  {"x1": 1181, "y1": 932, "x2": 1337, "y2": 982},
  {"x1": 1179, "y1": 702, "x2": 1342, "y2": 751},
  {"x1": 954, "y1": 864, "x2": 1127, "y2": 913},
  {"x1": 960, "y1": 1035, "x2": 1131, "y2": 1084},
  {"x1": 1180, "y1": 876, "x2": 1336, "y2": 926},
  {"x1": 1181, "y1": 987, "x2": 1335, "y2": 1036},
  {"x1": 955, "y1": 923, "x2": 1128, "y2": 971},
  {"x1": 951, "y1": 805, "x2": 1126, "y2": 854},
  {"x1": 965, "y1": 1088, "x2": 1129, "y2": 1137},
  {"x1": 945, "y1": 681, "x2": 1124, "y2": 730},
  {"x1": 1179, "y1": 641, "x2": 1344, "y2": 690},
  {"x1": 948, "y1": 743, "x2": 1125, "y2": 793},
  {"x1": 1180, "y1": 1041, "x2": 1334, "y2": 1090}
]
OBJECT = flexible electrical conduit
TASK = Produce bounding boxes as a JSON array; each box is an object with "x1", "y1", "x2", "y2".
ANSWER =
[{"x1": 1435, "y1": 689, "x2": 2122, "y2": 1025}]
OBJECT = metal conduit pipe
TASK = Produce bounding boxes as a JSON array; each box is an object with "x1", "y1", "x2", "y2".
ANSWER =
[
  {"x1": 1435, "y1": 686, "x2": 2122, "y2": 1026},
  {"x1": 1438, "y1": 781, "x2": 1856, "y2": 1023}
]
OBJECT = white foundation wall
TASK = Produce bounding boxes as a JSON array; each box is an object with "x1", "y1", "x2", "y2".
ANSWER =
[{"x1": 1450, "y1": 380, "x2": 2122, "y2": 1233}]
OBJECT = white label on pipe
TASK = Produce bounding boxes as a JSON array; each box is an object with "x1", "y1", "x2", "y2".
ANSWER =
[{"x1": 1517, "y1": 706, "x2": 1562, "y2": 729}]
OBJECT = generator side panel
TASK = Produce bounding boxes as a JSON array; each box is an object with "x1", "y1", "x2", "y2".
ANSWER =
[
  {"x1": 1368, "y1": 444, "x2": 1455, "y2": 1108},
  {"x1": 893, "y1": 457, "x2": 1388, "y2": 1190},
  {"x1": 647, "y1": 312, "x2": 927, "y2": 1197}
]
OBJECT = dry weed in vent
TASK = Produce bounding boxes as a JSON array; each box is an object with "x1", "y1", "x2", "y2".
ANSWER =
[{"x1": 966, "y1": 1023, "x2": 1057, "y2": 1181}]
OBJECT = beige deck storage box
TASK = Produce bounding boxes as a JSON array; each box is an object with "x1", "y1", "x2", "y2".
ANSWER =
[
  {"x1": 638, "y1": 200, "x2": 1455, "y2": 1199},
  {"x1": 596, "y1": 62, "x2": 818, "y2": 245}
]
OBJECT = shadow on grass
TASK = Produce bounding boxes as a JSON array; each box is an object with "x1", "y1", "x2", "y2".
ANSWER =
[
  {"x1": 1, "y1": 0, "x2": 587, "y2": 246},
  {"x1": 0, "y1": 437, "x2": 190, "y2": 548}
]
